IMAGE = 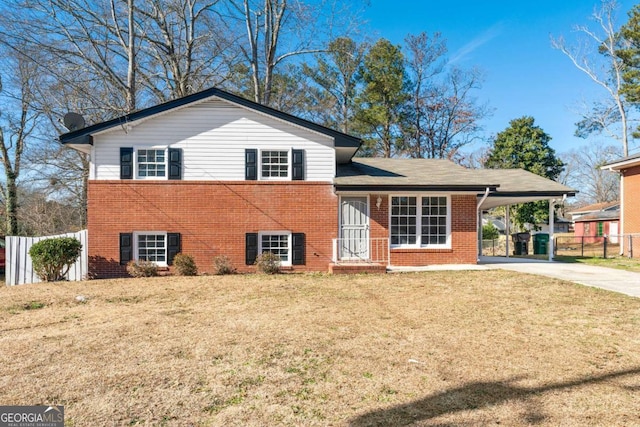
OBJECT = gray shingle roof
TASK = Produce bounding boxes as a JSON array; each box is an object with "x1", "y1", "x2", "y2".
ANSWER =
[
  {"x1": 335, "y1": 158, "x2": 576, "y2": 209},
  {"x1": 335, "y1": 158, "x2": 499, "y2": 190}
]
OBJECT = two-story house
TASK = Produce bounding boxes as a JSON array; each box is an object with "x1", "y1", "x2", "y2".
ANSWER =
[{"x1": 60, "y1": 87, "x2": 575, "y2": 277}]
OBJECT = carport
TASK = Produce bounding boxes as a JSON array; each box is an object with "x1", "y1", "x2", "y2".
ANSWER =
[{"x1": 475, "y1": 169, "x2": 576, "y2": 261}]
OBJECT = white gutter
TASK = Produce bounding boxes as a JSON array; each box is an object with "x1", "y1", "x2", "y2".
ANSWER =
[{"x1": 477, "y1": 187, "x2": 491, "y2": 260}]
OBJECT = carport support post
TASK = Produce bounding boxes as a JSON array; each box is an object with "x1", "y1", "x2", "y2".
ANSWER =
[
  {"x1": 505, "y1": 205, "x2": 510, "y2": 258},
  {"x1": 548, "y1": 199, "x2": 555, "y2": 261}
]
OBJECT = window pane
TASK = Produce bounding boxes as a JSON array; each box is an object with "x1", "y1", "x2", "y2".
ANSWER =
[
  {"x1": 261, "y1": 234, "x2": 289, "y2": 262},
  {"x1": 391, "y1": 197, "x2": 417, "y2": 245},
  {"x1": 421, "y1": 196, "x2": 447, "y2": 246},
  {"x1": 137, "y1": 234, "x2": 166, "y2": 263},
  {"x1": 137, "y1": 149, "x2": 166, "y2": 178},
  {"x1": 261, "y1": 150, "x2": 289, "y2": 178}
]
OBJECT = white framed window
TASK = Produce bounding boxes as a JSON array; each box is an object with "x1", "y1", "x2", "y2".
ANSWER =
[
  {"x1": 135, "y1": 232, "x2": 167, "y2": 265},
  {"x1": 137, "y1": 149, "x2": 166, "y2": 178},
  {"x1": 390, "y1": 195, "x2": 450, "y2": 248},
  {"x1": 261, "y1": 150, "x2": 289, "y2": 179},
  {"x1": 259, "y1": 231, "x2": 291, "y2": 266}
]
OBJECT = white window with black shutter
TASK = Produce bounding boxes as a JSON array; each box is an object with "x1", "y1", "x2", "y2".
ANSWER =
[
  {"x1": 245, "y1": 231, "x2": 305, "y2": 266},
  {"x1": 120, "y1": 147, "x2": 182, "y2": 180},
  {"x1": 244, "y1": 148, "x2": 305, "y2": 181},
  {"x1": 119, "y1": 231, "x2": 181, "y2": 267}
]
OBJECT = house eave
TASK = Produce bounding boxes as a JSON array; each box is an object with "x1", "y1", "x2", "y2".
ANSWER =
[
  {"x1": 601, "y1": 154, "x2": 640, "y2": 171},
  {"x1": 334, "y1": 184, "x2": 499, "y2": 193}
]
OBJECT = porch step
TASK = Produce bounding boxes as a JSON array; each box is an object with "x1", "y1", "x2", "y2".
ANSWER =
[{"x1": 328, "y1": 263, "x2": 387, "y2": 274}]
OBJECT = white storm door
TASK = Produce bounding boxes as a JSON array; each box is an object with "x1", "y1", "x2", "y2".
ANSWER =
[{"x1": 340, "y1": 197, "x2": 369, "y2": 260}]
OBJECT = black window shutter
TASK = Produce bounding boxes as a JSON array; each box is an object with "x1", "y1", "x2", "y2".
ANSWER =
[
  {"x1": 120, "y1": 147, "x2": 133, "y2": 179},
  {"x1": 167, "y1": 233, "x2": 181, "y2": 265},
  {"x1": 168, "y1": 148, "x2": 182, "y2": 180},
  {"x1": 246, "y1": 233, "x2": 258, "y2": 265},
  {"x1": 245, "y1": 149, "x2": 258, "y2": 180},
  {"x1": 292, "y1": 233, "x2": 305, "y2": 265},
  {"x1": 292, "y1": 149, "x2": 305, "y2": 181},
  {"x1": 119, "y1": 233, "x2": 133, "y2": 265}
]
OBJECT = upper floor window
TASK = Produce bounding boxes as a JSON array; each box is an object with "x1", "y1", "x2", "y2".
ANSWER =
[
  {"x1": 137, "y1": 149, "x2": 166, "y2": 178},
  {"x1": 120, "y1": 147, "x2": 182, "y2": 180},
  {"x1": 245, "y1": 148, "x2": 304, "y2": 181},
  {"x1": 261, "y1": 150, "x2": 289, "y2": 178}
]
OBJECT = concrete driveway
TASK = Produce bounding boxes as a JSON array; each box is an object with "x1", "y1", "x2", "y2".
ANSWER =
[
  {"x1": 389, "y1": 257, "x2": 640, "y2": 297},
  {"x1": 479, "y1": 256, "x2": 640, "y2": 297}
]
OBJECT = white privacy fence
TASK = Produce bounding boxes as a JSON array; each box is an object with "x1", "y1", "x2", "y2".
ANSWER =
[{"x1": 5, "y1": 230, "x2": 88, "y2": 286}]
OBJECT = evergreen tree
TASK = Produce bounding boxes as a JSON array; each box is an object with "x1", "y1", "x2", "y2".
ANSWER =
[
  {"x1": 486, "y1": 116, "x2": 565, "y2": 229},
  {"x1": 355, "y1": 39, "x2": 411, "y2": 157}
]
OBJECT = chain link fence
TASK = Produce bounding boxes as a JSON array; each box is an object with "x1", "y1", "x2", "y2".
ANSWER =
[
  {"x1": 482, "y1": 234, "x2": 640, "y2": 259},
  {"x1": 555, "y1": 234, "x2": 640, "y2": 258}
]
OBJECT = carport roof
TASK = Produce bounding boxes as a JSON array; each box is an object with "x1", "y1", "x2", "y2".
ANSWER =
[
  {"x1": 334, "y1": 158, "x2": 575, "y2": 208},
  {"x1": 472, "y1": 168, "x2": 576, "y2": 209}
]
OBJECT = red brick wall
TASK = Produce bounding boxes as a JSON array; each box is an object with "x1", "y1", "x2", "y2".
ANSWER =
[
  {"x1": 622, "y1": 165, "x2": 640, "y2": 258},
  {"x1": 623, "y1": 165, "x2": 640, "y2": 235},
  {"x1": 88, "y1": 181, "x2": 338, "y2": 277},
  {"x1": 368, "y1": 194, "x2": 478, "y2": 266}
]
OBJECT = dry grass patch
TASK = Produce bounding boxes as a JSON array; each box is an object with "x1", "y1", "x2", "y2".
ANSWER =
[{"x1": 1, "y1": 271, "x2": 640, "y2": 426}]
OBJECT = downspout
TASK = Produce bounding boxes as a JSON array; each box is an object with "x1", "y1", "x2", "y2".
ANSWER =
[{"x1": 477, "y1": 187, "x2": 490, "y2": 261}]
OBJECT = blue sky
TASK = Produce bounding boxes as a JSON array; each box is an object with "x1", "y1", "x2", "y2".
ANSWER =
[{"x1": 362, "y1": 0, "x2": 636, "y2": 156}]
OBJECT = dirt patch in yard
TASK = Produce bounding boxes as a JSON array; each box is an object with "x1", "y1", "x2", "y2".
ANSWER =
[{"x1": 1, "y1": 271, "x2": 639, "y2": 426}]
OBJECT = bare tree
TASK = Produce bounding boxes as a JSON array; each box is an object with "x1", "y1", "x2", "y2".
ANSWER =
[
  {"x1": 228, "y1": 0, "x2": 354, "y2": 105},
  {"x1": 413, "y1": 67, "x2": 489, "y2": 159},
  {"x1": 403, "y1": 32, "x2": 490, "y2": 159},
  {"x1": 0, "y1": 56, "x2": 41, "y2": 235},
  {"x1": 135, "y1": 0, "x2": 233, "y2": 102},
  {"x1": 563, "y1": 142, "x2": 621, "y2": 204},
  {"x1": 551, "y1": 0, "x2": 632, "y2": 156}
]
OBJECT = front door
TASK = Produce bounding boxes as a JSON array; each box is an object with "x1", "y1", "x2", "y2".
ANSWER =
[{"x1": 340, "y1": 196, "x2": 369, "y2": 260}]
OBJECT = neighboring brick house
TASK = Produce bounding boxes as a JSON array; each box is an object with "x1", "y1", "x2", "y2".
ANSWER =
[
  {"x1": 60, "y1": 87, "x2": 575, "y2": 277},
  {"x1": 603, "y1": 154, "x2": 640, "y2": 257},
  {"x1": 568, "y1": 202, "x2": 620, "y2": 244}
]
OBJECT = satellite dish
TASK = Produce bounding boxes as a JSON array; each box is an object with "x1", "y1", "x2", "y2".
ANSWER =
[{"x1": 63, "y1": 112, "x2": 86, "y2": 131}]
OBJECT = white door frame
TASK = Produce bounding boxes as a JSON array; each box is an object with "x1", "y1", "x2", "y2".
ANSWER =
[{"x1": 339, "y1": 196, "x2": 370, "y2": 261}]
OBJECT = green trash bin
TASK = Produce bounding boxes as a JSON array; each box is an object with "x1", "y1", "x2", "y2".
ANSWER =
[{"x1": 533, "y1": 233, "x2": 549, "y2": 255}]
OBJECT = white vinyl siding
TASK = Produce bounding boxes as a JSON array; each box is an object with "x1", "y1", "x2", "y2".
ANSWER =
[{"x1": 91, "y1": 98, "x2": 335, "y2": 181}]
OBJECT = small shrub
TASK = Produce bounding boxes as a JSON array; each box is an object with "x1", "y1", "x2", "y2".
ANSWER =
[
  {"x1": 126, "y1": 260, "x2": 158, "y2": 278},
  {"x1": 173, "y1": 253, "x2": 198, "y2": 276},
  {"x1": 482, "y1": 223, "x2": 500, "y2": 240},
  {"x1": 255, "y1": 252, "x2": 281, "y2": 274},
  {"x1": 29, "y1": 237, "x2": 82, "y2": 282},
  {"x1": 213, "y1": 255, "x2": 236, "y2": 275}
]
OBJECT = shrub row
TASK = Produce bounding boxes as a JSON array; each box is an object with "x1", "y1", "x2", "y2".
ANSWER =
[{"x1": 125, "y1": 252, "x2": 285, "y2": 277}]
